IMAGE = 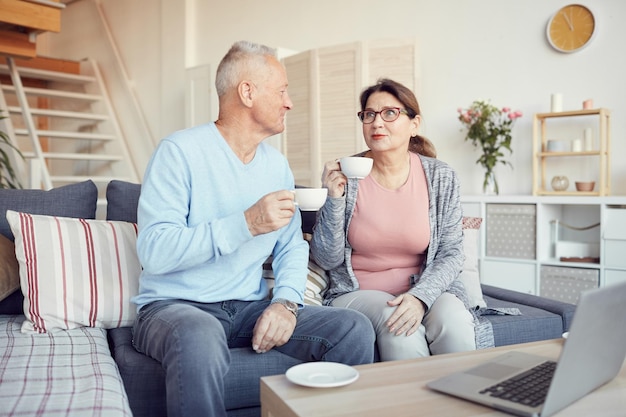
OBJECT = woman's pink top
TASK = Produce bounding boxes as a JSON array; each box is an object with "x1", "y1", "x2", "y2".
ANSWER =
[{"x1": 348, "y1": 152, "x2": 430, "y2": 295}]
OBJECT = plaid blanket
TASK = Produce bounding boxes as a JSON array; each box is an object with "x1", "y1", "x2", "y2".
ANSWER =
[{"x1": 0, "y1": 315, "x2": 132, "y2": 417}]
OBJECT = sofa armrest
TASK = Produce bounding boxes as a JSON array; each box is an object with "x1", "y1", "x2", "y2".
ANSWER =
[{"x1": 481, "y1": 284, "x2": 577, "y2": 331}]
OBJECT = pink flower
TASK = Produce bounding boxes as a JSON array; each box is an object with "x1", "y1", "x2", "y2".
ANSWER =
[
  {"x1": 502, "y1": 107, "x2": 510, "y2": 113},
  {"x1": 507, "y1": 110, "x2": 523, "y2": 120}
]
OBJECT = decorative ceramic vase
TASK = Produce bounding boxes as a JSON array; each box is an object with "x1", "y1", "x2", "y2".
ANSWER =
[
  {"x1": 551, "y1": 175, "x2": 569, "y2": 192},
  {"x1": 483, "y1": 171, "x2": 498, "y2": 195}
]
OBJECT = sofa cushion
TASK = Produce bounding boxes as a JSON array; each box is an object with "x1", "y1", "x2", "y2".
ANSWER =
[
  {"x1": 0, "y1": 316, "x2": 133, "y2": 416},
  {"x1": 481, "y1": 283, "x2": 576, "y2": 333},
  {"x1": 7, "y1": 210, "x2": 141, "y2": 333},
  {"x1": 106, "y1": 180, "x2": 141, "y2": 223},
  {"x1": 0, "y1": 180, "x2": 98, "y2": 241},
  {"x1": 108, "y1": 327, "x2": 302, "y2": 417},
  {"x1": 0, "y1": 234, "x2": 19, "y2": 302},
  {"x1": 0, "y1": 290, "x2": 22, "y2": 315},
  {"x1": 482, "y1": 294, "x2": 564, "y2": 346}
]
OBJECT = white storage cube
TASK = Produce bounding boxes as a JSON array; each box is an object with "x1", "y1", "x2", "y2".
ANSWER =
[
  {"x1": 540, "y1": 265, "x2": 599, "y2": 304},
  {"x1": 605, "y1": 270, "x2": 626, "y2": 287},
  {"x1": 604, "y1": 207, "x2": 626, "y2": 240},
  {"x1": 486, "y1": 204, "x2": 536, "y2": 259},
  {"x1": 604, "y1": 240, "x2": 626, "y2": 269}
]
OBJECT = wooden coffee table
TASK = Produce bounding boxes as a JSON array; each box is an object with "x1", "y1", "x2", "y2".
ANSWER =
[{"x1": 261, "y1": 339, "x2": 626, "y2": 416}]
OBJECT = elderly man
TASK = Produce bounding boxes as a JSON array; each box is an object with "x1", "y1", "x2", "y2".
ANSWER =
[{"x1": 131, "y1": 40, "x2": 375, "y2": 417}]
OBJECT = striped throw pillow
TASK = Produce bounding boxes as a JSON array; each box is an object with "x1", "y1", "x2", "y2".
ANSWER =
[
  {"x1": 6, "y1": 210, "x2": 141, "y2": 334},
  {"x1": 263, "y1": 256, "x2": 328, "y2": 306}
]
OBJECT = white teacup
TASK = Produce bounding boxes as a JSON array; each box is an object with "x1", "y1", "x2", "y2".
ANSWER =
[
  {"x1": 339, "y1": 157, "x2": 373, "y2": 179},
  {"x1": 293, "y1": 188, "x2": 328, "y2": 211}
]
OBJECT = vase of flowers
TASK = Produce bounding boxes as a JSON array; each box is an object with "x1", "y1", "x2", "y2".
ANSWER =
[{"x1": 458, "y1": 100, "x2": 523, "y2": 195}]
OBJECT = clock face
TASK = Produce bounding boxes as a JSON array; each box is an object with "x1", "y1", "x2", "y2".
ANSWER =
[{"x1": 547, "y1": 4, "x2": 596, "y2": 53}]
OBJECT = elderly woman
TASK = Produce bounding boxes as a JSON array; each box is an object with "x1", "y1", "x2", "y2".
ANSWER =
[{"x1": 310, "y1": 78, "x2": 476, "y2": 361}]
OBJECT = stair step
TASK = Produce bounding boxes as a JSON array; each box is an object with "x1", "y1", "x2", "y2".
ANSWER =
[
  {"x1": 7, "y1": 106, "x2": 109, "y2": 121},
  {"x1": 1, "y1": 85, "x2": 102, "y2": 101},
  {"x1": 35, "y1": 152, "x2": 123, "y2": 161},
  {"x1": 0, "y1": 64, "x2": 96, "y2": 84},
  {"x1": 14, "y1": 129, "x2": 116, "y2": 141},
  {"x1": 5, "y1": 56, "x2": 139, "y2": 190}
]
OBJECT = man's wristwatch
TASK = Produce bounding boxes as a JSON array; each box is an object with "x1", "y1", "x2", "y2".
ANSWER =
[{"x1": 271, "y1": 298, "x2": 299, "y2": 318}]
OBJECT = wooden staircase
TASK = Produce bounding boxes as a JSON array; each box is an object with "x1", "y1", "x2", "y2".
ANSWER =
[{"x1": 0, "y1": 56, "x2": 139, "y2": 192}]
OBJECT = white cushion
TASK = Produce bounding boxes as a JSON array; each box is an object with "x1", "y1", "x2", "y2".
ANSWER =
[
  {"x1": 6, "y1": 210, "x2": 141, "y2": 333},
  {"x1": 459, "y1": 216, "x2": 486, "y2": 308}
]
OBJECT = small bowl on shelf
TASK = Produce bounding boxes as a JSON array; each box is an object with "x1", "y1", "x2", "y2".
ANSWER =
[{"x1": 575, "y1": 181, "x2": 595, "y2": 192}]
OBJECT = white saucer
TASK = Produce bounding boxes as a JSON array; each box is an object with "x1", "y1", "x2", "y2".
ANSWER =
[
  {"x1": 285, "y1": 362, "x2": 359, "y2": 388},
  {"x1": 562, "y1": 331, "x2": 569, "y2": 339}
]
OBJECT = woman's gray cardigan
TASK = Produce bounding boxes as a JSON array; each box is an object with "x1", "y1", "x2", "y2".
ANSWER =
[{"x1": 310, "y1": 154, "x2": 494, "y2": 349}]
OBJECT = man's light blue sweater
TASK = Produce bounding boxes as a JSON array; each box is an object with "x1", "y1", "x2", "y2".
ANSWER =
[{"x1": 132, "y1": 123, "x2": 309, "y2": 311}]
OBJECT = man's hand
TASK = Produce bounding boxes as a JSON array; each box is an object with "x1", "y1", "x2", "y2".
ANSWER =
[
  {"x1": 386, "y1": 293, "x2": 426, "y2": 336},
  {"x1": 252, "y1": 303, "x2": 297, "y2": 353},
  {"x1": 245, "y1": 190, "x2": 296, "y2": 236}
]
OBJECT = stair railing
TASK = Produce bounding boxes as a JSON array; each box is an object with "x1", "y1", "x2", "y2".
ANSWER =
[{"x1": 6, "y1": 57, "x2": 53, "y2": 189}]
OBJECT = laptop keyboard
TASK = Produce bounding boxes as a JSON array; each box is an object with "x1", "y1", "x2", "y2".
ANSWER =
[{"x1": 480, "y1": 360, "x2": 557, "y2": 408}]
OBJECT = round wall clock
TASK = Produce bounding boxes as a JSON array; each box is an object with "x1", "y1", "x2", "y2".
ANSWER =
[{"x1": 546, "y1": 4, "x2": 596, "y2": 53}]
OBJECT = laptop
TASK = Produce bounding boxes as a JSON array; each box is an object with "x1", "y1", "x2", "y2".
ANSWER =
[{"x1": 427, "y1": 281, "x2": 626, "y2": 417}]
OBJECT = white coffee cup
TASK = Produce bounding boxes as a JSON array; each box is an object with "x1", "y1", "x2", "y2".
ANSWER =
[
  {"x1": 339, "y1": 156, "x2": 373, "y2": 179},
  {"x1": 293, "y1": 188, "x2": 328, "y2": 211}
]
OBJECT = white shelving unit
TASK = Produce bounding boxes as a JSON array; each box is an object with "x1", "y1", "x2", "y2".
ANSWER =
[{"x1": 462, "y1": 195, "x2": 626, "y2": 303}]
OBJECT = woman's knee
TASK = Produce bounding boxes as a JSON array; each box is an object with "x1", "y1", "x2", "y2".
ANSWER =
[
  {"x1": 424, "y1": 293, "x2": 476, "y2": 354},
  {"x1": 376, "y1": 325, "x2": 430, "y2": 360},
  {"x1": 426, "y1": 293, "x2": 471, "y2": 324},
  {"x1": 332, "y1": 290, "x2": 396, "y2": 330}
]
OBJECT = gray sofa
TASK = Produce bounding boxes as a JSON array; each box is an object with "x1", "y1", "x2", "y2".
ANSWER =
[{"x1": 0, "y1": 180, "x2": 576, "y2": 417}]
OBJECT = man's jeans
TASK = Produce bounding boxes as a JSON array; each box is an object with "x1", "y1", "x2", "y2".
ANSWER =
[{"x1": 132, "y1": 299, "x2": 375, "y2": 417}]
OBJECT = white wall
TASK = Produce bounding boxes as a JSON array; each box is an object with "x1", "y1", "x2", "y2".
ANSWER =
[{"x1": 44, "y1": 0, "x2": 626, "y2": 195}]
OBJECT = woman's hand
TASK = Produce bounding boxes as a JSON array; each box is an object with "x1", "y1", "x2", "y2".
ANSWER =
[
  {"x1": 386, "y1": 294, "x2": 426, "y2": 336},
  {"x1": 321, "y1": 160, "x2": 347, "y2": 198}
]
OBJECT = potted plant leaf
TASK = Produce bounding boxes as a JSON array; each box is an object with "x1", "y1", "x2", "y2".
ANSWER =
[{"x1": 0, "y1": 110, "x2": 24, "y2": 189}]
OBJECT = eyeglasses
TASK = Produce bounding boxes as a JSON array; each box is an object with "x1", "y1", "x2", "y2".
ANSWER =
[{"x1": 357, "y1": 107, "x2": 409, "y2": 124}]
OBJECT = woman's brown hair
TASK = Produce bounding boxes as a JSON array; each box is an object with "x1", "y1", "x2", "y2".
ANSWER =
[{"x1": 359, "y1": 78, "x2": 436, "y2": 158}]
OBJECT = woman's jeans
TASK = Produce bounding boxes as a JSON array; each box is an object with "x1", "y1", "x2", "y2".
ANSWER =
[{"x1": 132, "y1": 299, "x2": 375, "y2": 417}]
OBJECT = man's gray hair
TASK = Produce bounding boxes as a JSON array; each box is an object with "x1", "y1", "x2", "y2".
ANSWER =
[{"x1": 215, "y1": 41, "x2": 277, "y2": 97}]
